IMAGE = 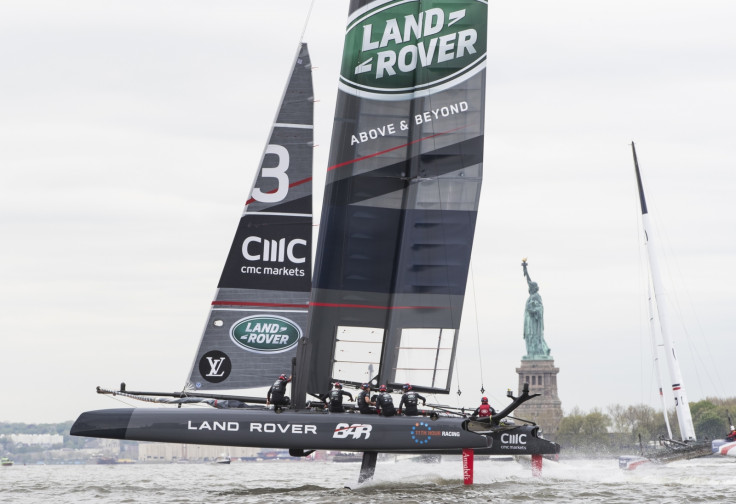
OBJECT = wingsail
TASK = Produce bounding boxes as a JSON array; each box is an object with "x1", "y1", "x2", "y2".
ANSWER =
[
  {"x1": 186, "y1": 43, "x2": 314, "y2": 392},
  {"x1": 295, "y1": 1, "x2": 488, "y2": 399}
]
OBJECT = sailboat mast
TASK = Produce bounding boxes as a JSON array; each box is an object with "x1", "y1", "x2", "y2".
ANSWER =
[
  {"x1": 632, "y1": 142, "x2": 696, "y2": 441},
  {"x1": 645, "y1": 281, "x2": 674, "y2": 439}
]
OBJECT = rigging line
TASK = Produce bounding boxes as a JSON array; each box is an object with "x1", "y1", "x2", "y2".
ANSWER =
[
  {"x1": 658, "y1": 221, "x2": 723, "y2": 398},
  {"x1": 635, "y1": 187, "x2": 649, "y2": 407},
  {"x1": 105, "y1": 393, "x2": 137, "y2": 408},
  {"x1": 469, "y1": 258, "x2": 485, "y2": 389},
  {"x1": 648, "y1": 186, "x2": 725, "y2": 398},
  {"x1": 298, "y1": 0, "x2": 317, "y2": 44},
  {"x1": 432, "y1": 162, "x2": 462, "y2": 398}
]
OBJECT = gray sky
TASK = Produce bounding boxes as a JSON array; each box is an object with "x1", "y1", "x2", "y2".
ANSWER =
[{"x1": 1, "y1": 0, "x2": 734, "y2": 423}]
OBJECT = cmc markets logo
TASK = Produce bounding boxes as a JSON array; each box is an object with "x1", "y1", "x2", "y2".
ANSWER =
[
  {"x1": 339, "y1": 0, "x2": 488, "y2": 100},
  {"x1": 242, "y1": 236, "x2": 307, "y2": 264},
  {"x1": 230, "y1": 315, "x2": 302, "y2": 354},
  {"x1": 501, "y1": 432, "x2": 527, "y2": 445},
  {"x1": 197, "y1": 350, "x2": 232, "y2": 384}
]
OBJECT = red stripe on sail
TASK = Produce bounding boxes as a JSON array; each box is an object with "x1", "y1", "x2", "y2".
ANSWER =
[
  {"x1": 245, "y1": 176, "x2": 313, "y2": 206},
  {"x1": 212, "y1": 300, "x2": 307, "y2": 308},
  {"x1": 310, "y1": 302, "x2": 444, "y2": 310},
  {"x1": 327, "y1": 126, "x2": 466, "y2": 172}
]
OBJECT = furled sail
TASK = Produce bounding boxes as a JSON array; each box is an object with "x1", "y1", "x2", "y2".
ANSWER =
[
  {"x1": 185, "y1": 44, "x2": 313, "y2": 392},
  {"x1": 296, "y1": 1, "x2": 487, "y2": 400}
]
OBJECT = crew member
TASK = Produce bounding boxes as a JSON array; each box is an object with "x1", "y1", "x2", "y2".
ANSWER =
[
  {"x1": 326, "y1": 382, "x2": 353, "y2": 413},
  {"x1": 357, "y1": 383, "x2": 377, "y2": 414},
  {"x1": 398, "y1": 383, "x2": 426, "y2": 416},
  {"x1": 266, "y1": 374, "x2": 291, "y2": 408},
  {"x1": 376, "y1": 385, "x2": 397, "y2": 417},
  {"x1": 726, "y1": 426, "x2": 736, "y2": 442},
  {"x1": 471, "y1": 396, "x2": 495, "y2": 419}
]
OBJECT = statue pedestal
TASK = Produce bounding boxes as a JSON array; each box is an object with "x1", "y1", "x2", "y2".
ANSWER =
[{"x1": 514, "y1": 360, "x2": 563, "y2": 442}]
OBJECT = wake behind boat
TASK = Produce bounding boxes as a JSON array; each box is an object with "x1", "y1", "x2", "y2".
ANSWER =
[{"x1": 71, "y1": 1, "x2": 559, "y2": 484}]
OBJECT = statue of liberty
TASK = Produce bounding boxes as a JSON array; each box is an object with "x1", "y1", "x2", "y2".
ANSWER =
[{"x1": 522, "y1": 259, "x2": 551, "y2": 360}]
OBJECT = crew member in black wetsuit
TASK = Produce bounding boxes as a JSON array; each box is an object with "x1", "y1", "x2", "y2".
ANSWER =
[
  {"x1": 398, "y1": 383, "x2": 426, "y2": 416},
  {"x1": 326, "y1": 382, "x2": 353, "y2": 413},
  {"x1": 376, "y1": 385, "x2": 397, "y2": 417},
  {"x1": 266, "y1": 374, "x2": 291, "y2": 408},
  {"x1": 470, "y1": 396, "x2": 496, "y2": 420},
  {"x1": 357, "y1": 383, "x2": 377, "y2": 414}
]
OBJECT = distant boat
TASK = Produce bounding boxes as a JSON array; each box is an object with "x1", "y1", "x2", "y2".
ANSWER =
[
  {"x1": 712, "y1": 412, "x2": 736, "y2": 458},
  {"x1": 214, "y1": 454, "x2": 231, "y2": 465},
  {"x1": 96, "y1": 456, "x2": 118, "y2": 465},
  {"x1": 1, "y1": 457, "x2": 13, "y2": 467},
  {"x1": 618, "y1": 143, "x2": 713, "y2": 470}
]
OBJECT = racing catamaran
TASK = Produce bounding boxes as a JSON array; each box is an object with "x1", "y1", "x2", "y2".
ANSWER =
[
  {"x1": 71, "y1": 1, "x2": 560, "y2": 484},
  {"x1": 618, "y1": 143, "x2": 712, "y2": 470}
]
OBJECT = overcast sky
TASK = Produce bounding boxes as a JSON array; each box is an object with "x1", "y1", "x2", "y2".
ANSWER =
[{"x1": 1, "y1": 0, "x2": 734, "y2": 424}]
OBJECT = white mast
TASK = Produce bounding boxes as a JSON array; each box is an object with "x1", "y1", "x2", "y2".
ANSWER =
[
  {"x1": 632, "y1": 142, "x2": 696, "y2": 441},
  {"x1": 646, "y1": 281, "x2": 674, "y2": 439}
]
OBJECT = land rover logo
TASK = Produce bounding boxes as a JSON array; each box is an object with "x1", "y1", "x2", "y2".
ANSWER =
[
  {"x1": 230, "y1": 315, "x2": 302, "y2": 354},
  {"x1": 339, "y1": 0, "x2": 487, "y2": 100}
]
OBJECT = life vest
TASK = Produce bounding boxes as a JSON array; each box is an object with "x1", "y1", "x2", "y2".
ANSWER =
[
  {"x1": 358, "y1": 391, "x2": 372, "y2": 412},
  {"x1": 477, "y1": 403, "x2": 492, "y2": 417},
  {"x1": 402, "y1": 392, "x2": 420, "y2": 414},
  {"x1": 328, "y1": 389, "x2": 345, "y2": 412},
  {"x1": 377, "y1": 392, "x2": 396, "y2": 416},
  {"x1": 329, "y1": 389, "x2": 343, "y2": 405},
  {"x1": 271, "y1": 378, "x2": 287, "y2": 394}
]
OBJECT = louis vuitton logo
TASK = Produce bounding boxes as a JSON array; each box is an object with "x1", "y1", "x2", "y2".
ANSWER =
[{"x1": 205, "y1": 356, "x2": 227, "y2": 377}]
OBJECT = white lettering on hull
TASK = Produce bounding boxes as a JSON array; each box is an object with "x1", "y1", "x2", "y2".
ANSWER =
[
  {"x1": 249, "y1": 423, "x2": 317, "y2": 434},
  {"x1": 187, "y1": 420, "x2": 240, "y2": 431}
]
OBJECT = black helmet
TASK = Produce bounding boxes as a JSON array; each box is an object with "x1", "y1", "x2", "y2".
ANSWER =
[
  {"x1": 334, "y1": 382, "x2": 342, "y2": 389},
  {"x1": 361, "y1": 383, "x2": 370, "y2": 390},
  {"x1": 481, "y1": 396, "x2": 488, "y2": 404},
  {"x1": 379, "y1": 384, "x2": 387, "y2": 392}
]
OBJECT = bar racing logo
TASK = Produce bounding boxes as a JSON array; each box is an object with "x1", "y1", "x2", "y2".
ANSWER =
[
  {"x1": 230, "y1": 315, "x2": 302, "y2": 354},
  {"x1": 340, "y1": 0, "x2": 487, "y2": 100},
  {"x1": 333, "y1": 423, "x2": 372, "y2": 440}
]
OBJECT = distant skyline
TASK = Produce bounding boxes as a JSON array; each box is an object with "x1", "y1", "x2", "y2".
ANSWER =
[{"x1": 1, "y1": 0, "x2": 734, "y2": 423}]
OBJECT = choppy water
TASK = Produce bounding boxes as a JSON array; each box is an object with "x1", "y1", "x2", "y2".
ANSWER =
[{"x1": 2, "y1": 456, "x2": 735, "y2": 503}]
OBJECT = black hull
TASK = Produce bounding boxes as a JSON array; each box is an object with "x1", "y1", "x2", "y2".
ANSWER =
[{"x1": 72, "y1": 408, "x2": 559, "y2": 456}]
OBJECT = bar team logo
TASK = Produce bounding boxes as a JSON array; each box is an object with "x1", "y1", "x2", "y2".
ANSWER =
[
  {"x1": 339, "y1": 0, "x2": 487, "y2": 100},
  {"x1": 230, "y1": 315, "x2": 302, "y2": 354}
]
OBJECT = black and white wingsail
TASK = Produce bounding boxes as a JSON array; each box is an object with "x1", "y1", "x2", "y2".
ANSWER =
[
  {"x1": 186, "y1": 44, "x2": 313, "y2": 395},
  {"x1": 295, "y1": 0, "x2": 487, "y2": 399}
]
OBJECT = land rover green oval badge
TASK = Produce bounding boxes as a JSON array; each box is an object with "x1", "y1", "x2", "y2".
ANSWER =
[
  {"x1": 230, "y1": 315, "x2": 302, "y2": 354},
  {"x1": 339, "y1": 0, "x2": 488, "y2": 100}
]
